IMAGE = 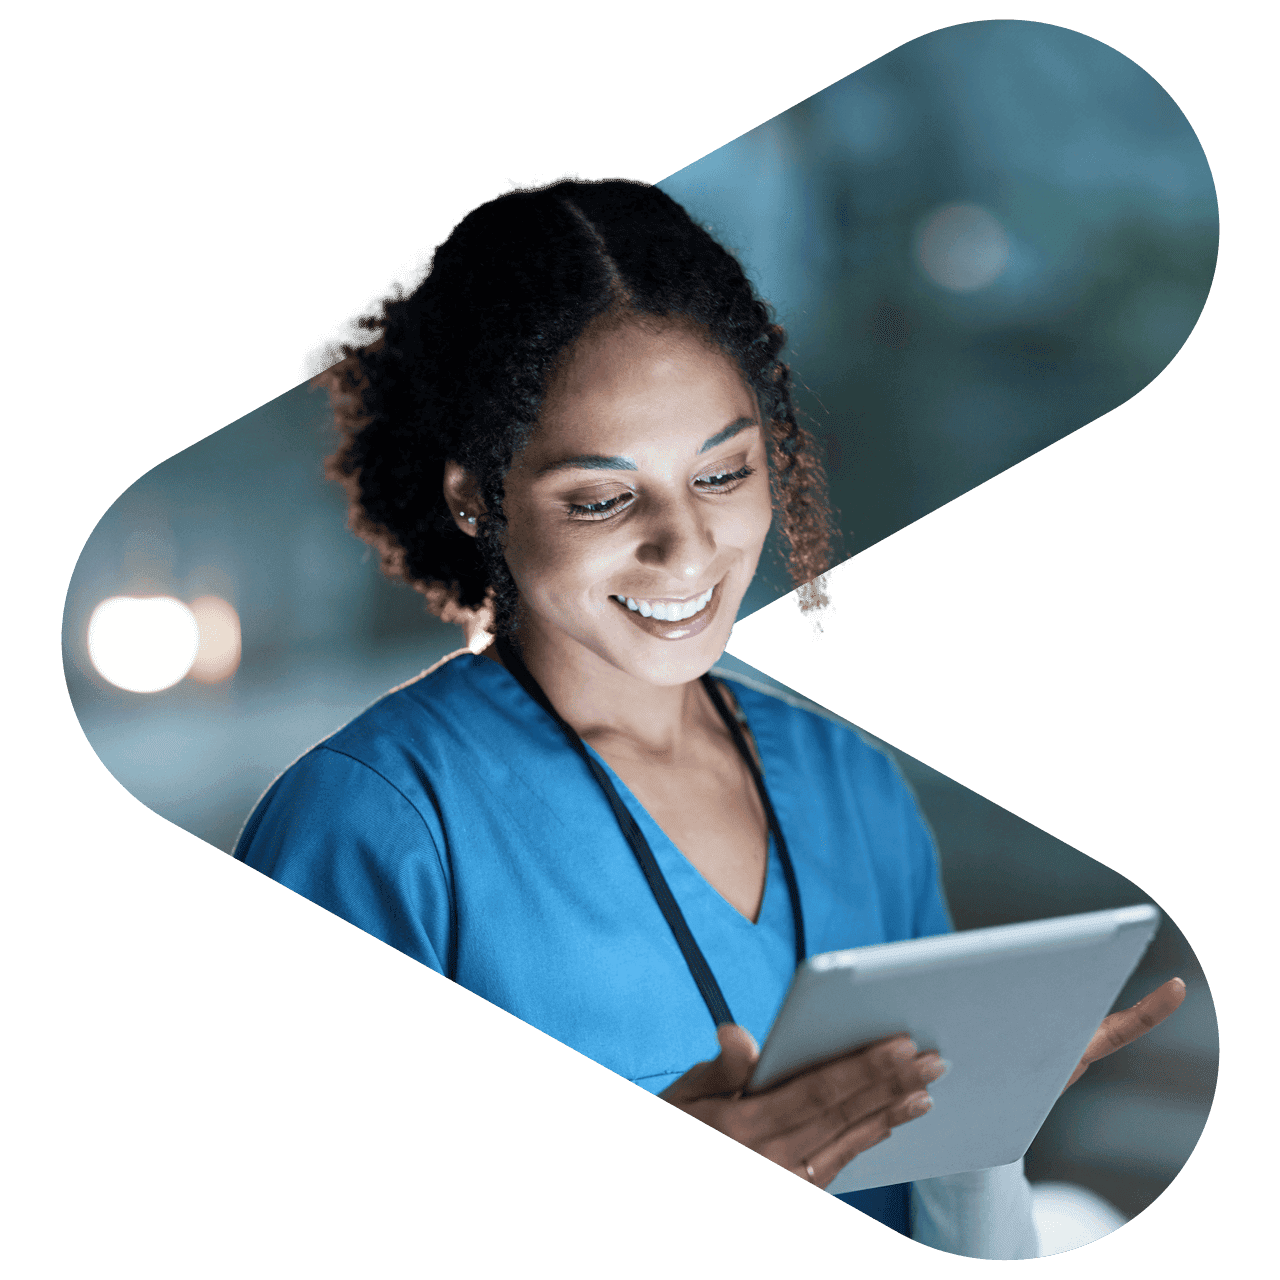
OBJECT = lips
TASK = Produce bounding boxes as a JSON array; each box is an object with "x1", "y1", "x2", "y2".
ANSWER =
[{"x1": 609, "y1": 582, "x2": 723, "y2": 641}]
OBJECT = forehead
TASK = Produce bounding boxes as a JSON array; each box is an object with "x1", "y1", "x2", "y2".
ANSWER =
[{"x1": 528, "y1": 316, "x2": 757, "y2": 457}]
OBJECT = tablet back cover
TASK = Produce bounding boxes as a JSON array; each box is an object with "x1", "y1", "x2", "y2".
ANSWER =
[{"x1": 751, "y1": 906, "x2": 1158, "y2": 1194}]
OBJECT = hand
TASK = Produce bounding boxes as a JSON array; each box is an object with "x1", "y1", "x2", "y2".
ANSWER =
[
  {"x1": 1062, "y1": 977, "x2": 1186, "y2": 1092},
  {"x1": 660, "y1": 1024, "x2": 945, "y2": 1189}
]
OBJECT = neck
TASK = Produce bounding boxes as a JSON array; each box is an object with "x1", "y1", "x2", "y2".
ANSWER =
[{"x1": 492, "y1": 619, "x2": 713, "y2": 760}]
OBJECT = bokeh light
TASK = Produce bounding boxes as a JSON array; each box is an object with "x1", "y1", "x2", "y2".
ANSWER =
[
  {"x1": 87, "y1": 596, "x2": 200, "y2": 693},
  {"x1": 915, "y1": 203, "x2": 1011, "y2": 292},
  {"x1": 187, "y1": 595, "x2": 242, "y2": 684}
]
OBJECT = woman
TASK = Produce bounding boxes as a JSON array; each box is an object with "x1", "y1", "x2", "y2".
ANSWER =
[{"x1": 236, "y1": 179, "x2": 1182, "y2": 1254}]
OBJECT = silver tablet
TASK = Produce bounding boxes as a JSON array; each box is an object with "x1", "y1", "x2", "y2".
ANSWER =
[{"x1": 748, "y1": 904, "x2": 1160, "y2": 1194}]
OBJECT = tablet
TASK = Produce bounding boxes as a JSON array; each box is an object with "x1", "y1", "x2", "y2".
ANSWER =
[{"x1": 747, "y1": 904, "x2": 1160, "y2": 1195}]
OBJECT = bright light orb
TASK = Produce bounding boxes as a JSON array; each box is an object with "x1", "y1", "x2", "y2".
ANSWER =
[
  {"x1": 187, "y1": 595, "x2": 242, "y2": 684},
  {"x1": 87, "y1": 596, "x2": 200, "y2": 693},
  {"x1": 915, "y1": 203, "x2": 1011, "y2": 292}
]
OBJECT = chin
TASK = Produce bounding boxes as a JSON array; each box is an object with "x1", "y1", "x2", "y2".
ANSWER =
[
  {"x1": 628, "y1": 654, "x2": 718, "y2": 688},
  {"x1": 615, "y1": 625, "x2": 733, "y2": 688}
]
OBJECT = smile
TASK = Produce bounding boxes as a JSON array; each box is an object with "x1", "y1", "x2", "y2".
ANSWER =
[{"x1": 610, "y1": 585, "x2": 715, "y2": 622}]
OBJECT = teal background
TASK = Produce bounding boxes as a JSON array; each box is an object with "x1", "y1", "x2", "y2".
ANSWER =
[{"x1": 12, "y1": 5, "x2": 1269, "y2": 1274}]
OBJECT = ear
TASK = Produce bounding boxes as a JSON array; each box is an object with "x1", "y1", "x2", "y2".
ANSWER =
[{"x1": 442, "y1": 460, "x2": 486, "y2": 537}]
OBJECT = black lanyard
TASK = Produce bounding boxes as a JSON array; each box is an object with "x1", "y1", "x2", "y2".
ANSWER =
[{"x1": 495, "y1": 636, "x2": 806, "y2": 1030}]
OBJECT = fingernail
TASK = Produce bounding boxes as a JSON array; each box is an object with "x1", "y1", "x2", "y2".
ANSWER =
[
  {"x1": 918, "y1": 1056, "x2": 950, "y2": 1083},
  {"x1": 888, "y1": 1039, "x2": 918, "y2": 1062},
  {"x1": 906, "y1": 1091, "x2": 933, "y2": 1119}
]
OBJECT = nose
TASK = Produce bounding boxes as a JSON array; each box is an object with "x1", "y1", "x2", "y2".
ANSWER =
[{"x1": 633, "y1": 491, "x2": 716, "y2": 584}]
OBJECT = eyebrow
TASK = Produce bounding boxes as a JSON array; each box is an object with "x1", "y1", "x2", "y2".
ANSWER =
[
  {"x1": 537, "y1": 416, "x2": 758, "y2": 476},
  {"x1": 698, "y1": 416, "x2": 757, "y2": 454},
  {"x1": 538, "y1": 454, "x2": 638, "y2": 475}
]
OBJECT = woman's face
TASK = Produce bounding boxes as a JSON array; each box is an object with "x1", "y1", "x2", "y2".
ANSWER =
[{"x1": 497, "y1": 315, "x2": 774, "y2": 687}]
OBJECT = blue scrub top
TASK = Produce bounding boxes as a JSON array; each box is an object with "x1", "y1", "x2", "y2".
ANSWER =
[{"x1": 236, "y1": 651, "x2": 952, "y2": 1232}]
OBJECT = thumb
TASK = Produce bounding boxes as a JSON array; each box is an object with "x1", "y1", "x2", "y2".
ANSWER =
[
  {"x1": 660, "y1": 1024, "x2": 761, "y2": 1104},
  {"x1": 703, "y1": 1023, "x2": 760, "y2": 1095}
]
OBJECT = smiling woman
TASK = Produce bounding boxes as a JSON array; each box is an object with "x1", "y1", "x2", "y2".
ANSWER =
[
  {"x1": 234, "y1": 179, "x2": 1181, "y2": 1257},
  {"x1": 321, "y1": 181, "x2": 832, "y2": 646},
  {"x1": 465, "y1": 315, "x2": 779, "y2": 922},
  {"x1": 471, "y1": 317, "x2": 772, "y2": 675}
]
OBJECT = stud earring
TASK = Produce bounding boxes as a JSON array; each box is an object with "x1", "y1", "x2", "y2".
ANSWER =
[{"x1": 459, "y1": 511, "x2": 477, "y2": 526}]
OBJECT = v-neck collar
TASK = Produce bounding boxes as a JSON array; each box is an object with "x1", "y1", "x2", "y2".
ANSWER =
[
  {"x1": 579, "y1": 738, "x2": 779, "y2": 929},
  {"x1": 473, "y1": 649, "x2": 802, "y2": 958}
]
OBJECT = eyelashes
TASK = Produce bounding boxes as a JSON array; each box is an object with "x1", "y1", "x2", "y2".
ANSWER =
[
  {"x1": 699, "y1": 463, "x2": 755, "y2": 490},
  {"x1": 565, "y1": 465, "x2": 756, "y2": 521},
  {"x1": 566, "y1": 493, "x2": 631, "y2": 520}
]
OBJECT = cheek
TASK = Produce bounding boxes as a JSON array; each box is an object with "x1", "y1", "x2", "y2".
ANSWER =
[
  {"x1": 723, "y1": 486, "x2": 775, "y2": 556},
  {"x1": 501, "y1": 508, "x2": 608, "y2": 609},
  {"x1": 496, "y1": 502, "x2": 552, "y2": 594}
]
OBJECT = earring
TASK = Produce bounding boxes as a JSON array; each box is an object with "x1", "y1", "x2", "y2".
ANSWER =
[{"x1": 459, "y1": 511, "x2": 476, "y2": 526}]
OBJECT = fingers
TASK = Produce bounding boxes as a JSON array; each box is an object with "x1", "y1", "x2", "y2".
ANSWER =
[
  {"x1": 1096, "y1": 978, "x2": 1186, "y2": 1056},
  {"x1": 1063, "y1": 977, "x2": 1187, "y2": 1092},
  {"x1": 794, "y1": 1112, "x2": 894, "y2": 1188},
  {"x1": 659, "y1": 1024, "x2": 759, "y2": 1104},
  {"x1": 781, "y1": 1047, "x2": 948, "y2": 1189},
  {"x1": 716, "y1": 1023, "x2": 760, "y2": 1068},
  {"x1": 1089, "y1": 977, "x2": 1186, "y2": 1061},
  {"x1": 792, "y1": 1088, "x2": 935, "y2": 1189},
  {"x1": 661, "y1": 1031, "x2": 944, "y2": 1191},
  {"x1": 767, "y1": 1036, "x2": 913, "y2": 1115},
  {"x1": 706, "y1": 1024, "x2": 760, "y2": 1096},
  {"x1": 747, "y1": 1037, "x2": 936, "y2": 1145},
  {"x1": 770, "y1": 1050, "x2": 946, "y2": 1158}
]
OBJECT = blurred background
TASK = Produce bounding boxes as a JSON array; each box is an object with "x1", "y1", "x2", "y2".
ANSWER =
[
  {"x1": 835, "y1": 713, "x2": 1214, "y2": 1227},
  {"x1": 660, "y1": 21, "x2": 1218, "y2": 608},
  {"x1": 63, "y1": 19, "x2": 1216, "y2": 1242}
]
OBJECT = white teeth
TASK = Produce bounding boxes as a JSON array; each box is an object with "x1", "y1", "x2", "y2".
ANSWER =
[{"x1": 613, "y1": 585, "x2": 716, "y2": 621}]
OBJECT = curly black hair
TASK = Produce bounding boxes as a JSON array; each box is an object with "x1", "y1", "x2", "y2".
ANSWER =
[{"x1": 320, "y1": 178, "x2": 834, "y2": 637}]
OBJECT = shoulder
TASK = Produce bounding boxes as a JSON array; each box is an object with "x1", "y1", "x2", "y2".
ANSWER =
[
  {"x1": 324, "y1": 648, "x2": 485, "y2": 748},
  {"x1": 295, "y1": 647, "x2": 528, "y2": 788},
  {"x1": 236, "y1": 650, "x2": 517, "y2": 854}
]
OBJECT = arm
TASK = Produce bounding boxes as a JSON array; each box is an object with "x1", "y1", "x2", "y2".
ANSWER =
[{"x1": 911, "y1": 1161, "x2": 1040, "y2": 1258}]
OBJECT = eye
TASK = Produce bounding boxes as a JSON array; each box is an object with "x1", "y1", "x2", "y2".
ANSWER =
[
  {"x1": 565, "y1": 490, "x2": 635, "y2": 521},
  {"x1": 695, "y1": 464, "x2": 755, "y2": 491}
]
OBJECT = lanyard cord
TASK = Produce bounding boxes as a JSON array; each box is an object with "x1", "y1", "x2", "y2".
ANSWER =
[
  {"x1": 494, "y1": 636, "x2": 806, "y2": 1031},
  {"x1": 699, "y1": 675, "x2": 807, "y2": 965}
]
